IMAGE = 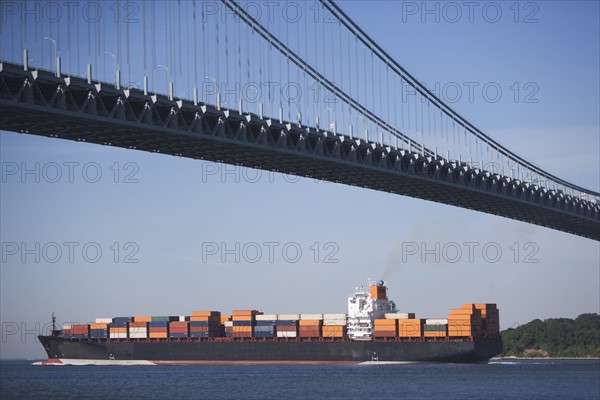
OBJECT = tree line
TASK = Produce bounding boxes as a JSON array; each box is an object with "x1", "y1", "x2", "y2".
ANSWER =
[{"x1": 501, "y1": 313, "x2": 600, "y2": 357}]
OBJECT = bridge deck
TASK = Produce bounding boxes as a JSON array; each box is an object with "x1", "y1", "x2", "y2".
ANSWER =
[{"x1": 1, "y1": 62, "x2": 598, "y2": 241}]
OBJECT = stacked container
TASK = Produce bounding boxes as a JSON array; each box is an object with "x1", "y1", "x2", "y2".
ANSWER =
[
  {"x1": 169, "y1": 321, "x2": 189, "y2": 338},
  {"x1": 374, "y1": 319, "x2": 397, "y2": 338},
  {"x1": 69, "y1": 324, "x2": 89, "y2": 339},
  {"x1": 277, "y1": 314, "x2": 299, "y2": 338},
  {"x1": 255, "y1": 314, "x2": 278, "y2": 338},
  {"x1": 299, "y1": 314, "x2": 323, "y2": 338},
  {"x1": 322, "y1": 314, "x2": 346, "y2": 338},
  {"x1": 189, "y1": 311, "x2": 222, "y2": 338},
  {"x1": 231, "y1": 310, "x2": 259, "y2": 338},
  {"x1": 398, "y1": 319, "x2": 424, "y2": 338},
  {"x1": 148, "y1": 321, "x2": 168, "y2": 338},
  {"x1": 475, "y1": 304, "x2": 499, "y2": 338},
  {"x1": 109, "y1": 317, "x2": 131, "y2": 339},
  {"x1": 448, "y1": 305, "x2": 483, "y2": 338},
  {"x1": 424, "y1": 318, "x2": 448, "y2": 338},
  {"x1": 90, "y1": 323, "x2": 108, "y2": 339},
  {"x1": 128, "y1": 322, "x2": 148, "y2": 339}
]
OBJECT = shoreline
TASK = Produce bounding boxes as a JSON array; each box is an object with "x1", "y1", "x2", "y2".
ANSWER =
[{"x1": 492, "y1": 356, "x2": 600, "y2": 360}]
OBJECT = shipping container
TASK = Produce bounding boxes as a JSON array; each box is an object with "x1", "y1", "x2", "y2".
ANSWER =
[
  {"x1": 255, "y1": 320, "x2": 278, "y2": 326},
  {"x1": 322, "y1": 314, "x2": 346, "y2": 320},
  {"x1": 424, "y1": 324, "x2": 447, "y2": 332},
  {"x1": 322, "y1": 326, "x2": 345, "y2": 337},
  {"x1": 90, "y1": 329, "x2": 107, "y2": 339},
  {"x1": 133, "y1": 316, "x2": 152, "y2": 322},
  {"x1": 232, "y1": 310, "x2": 260, "y2": 316},
  {"x1": 277, "y1": 314, "x2": 300, "y2": 320},
  {"x1": 149, "y1": 332, "x2": 168, "y2": 339},
  {"x1": 191, "y1": 311, "x2": 221, "y2": 317},
  {"x1": 95, "y1": 318, "x2": 113, "y2": 324},
  {"x1": 255, "y1": 314, "x2": 278, "y2": 321},
  {"x1": 300, "y1": 314, "x2": 323, "y2": 320},
  {"x1": 425, "y1": 319, "x2": 448, "y2": 325},
  {"x1": 384, "y1": 313, "x2": 415, "y2": 319},
  {"x1": 424, "y1": 331, "x2": 446, "y2": 338},
  {"x1": 90, "y1": 323, "x2": 108, "y2": 330},
  {"x1": 299, "y1": 319, "x2": 322, "y2": 327},
  {"x1": 276, "y1": 331, "x2": 297, "y2": 338},
  {"x1": 322, "y1": 319, "x2": 347, "y2": 326}
]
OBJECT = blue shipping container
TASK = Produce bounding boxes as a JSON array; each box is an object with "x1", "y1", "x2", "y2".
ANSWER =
[
  {"x1": 232, "y1": 321, "x2": 253, "y2": 327},
  {"x1": 276, "y1": 320, "x2": 297, "y2": 326},
  {"x1": 149, "y1": 321, "x2": 168, "y2": 327},
  {"x1": 255, "y1": 320, "x2": 277, "y2": 326},
  {"x1": 169, "y1": 333, "x2": 188, "y2": 339}
]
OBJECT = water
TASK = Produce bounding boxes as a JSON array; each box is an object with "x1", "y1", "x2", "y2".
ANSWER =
[{"x1": 1, "y1": 359, "x2": 599, "y2": 399}]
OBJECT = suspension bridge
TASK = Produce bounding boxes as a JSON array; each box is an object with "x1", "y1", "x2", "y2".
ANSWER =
[{"x1": 0, "y1": 0, "x2": 598, "y2": 240}]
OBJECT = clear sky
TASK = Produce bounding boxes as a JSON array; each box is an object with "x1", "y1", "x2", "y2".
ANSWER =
[{"x1": 0, "y1": 1, "x2": 599, "y2": 359}]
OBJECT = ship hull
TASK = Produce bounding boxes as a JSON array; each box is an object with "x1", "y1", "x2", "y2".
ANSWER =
[{"x1": 38, "y1": 336, "x2": 502, "y2": 364}]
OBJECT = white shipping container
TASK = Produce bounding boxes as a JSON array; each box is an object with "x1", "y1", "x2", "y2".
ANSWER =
[
  {"x1": 385, "y1": 313, "x2": 415, "y2": 319},
  {"x1": 128, "y1": 328, "x2": 148, "y2": 333},
  {"x1": 255, "y1": 314, "x2": 278, "y2": 321},
  {"x1": 323, "y1": 319, "x2": 347, "y2": 326},
  {"x1": 129, "y1": 332, "x2": 148, "y2": 339},
  {"x1": 276, "y1": 331, "x2": 297, "y2": 338},
  {"x1": 95, "y1": 318, "x2": 113, "y2": 324},
  {"x1": 323, "y1": 314, "x2": 346, "y2": 320},
  {"x1": 277, "y1": 314, "x2": 300, "y2": 320},
  {"x1": 425, "y1": 319, "x2": 448, "y2": 325},
  {"x1": 179, "y1": 316, "x2": 186, "y2": 322},
  {"x1": 109, "y1": 333, "x2": 128, "y2": 339},
  {"x1": 224, "y1": 321, "x2": 234, "y2": 327},
  {"x1": 300, "y1": 314, "x2": 323, "y2": 320}
]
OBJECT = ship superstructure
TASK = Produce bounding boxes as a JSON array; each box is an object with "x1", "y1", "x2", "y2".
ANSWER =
[{"x1": 347, "y1": 280, "x2": 396, "y2": 340}]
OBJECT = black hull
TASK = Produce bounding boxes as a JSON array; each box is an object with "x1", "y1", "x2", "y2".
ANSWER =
[{"x1": 39, "y1": 336, "x2": 502, "y2": 363}]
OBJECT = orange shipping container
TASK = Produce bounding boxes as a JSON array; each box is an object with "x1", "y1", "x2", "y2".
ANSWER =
[
  {"x1": 110, "y1": 327, "x2": 127, "y2": 333},
  {"x1": 134, "y1": 316, "x2": 152, "y2": 322},
  {"x1": 232, "y1": 310, "x2": 260, "y2": 316},
  {"x1": 220, "y1": 315, "x2": 231, "y2": 323},
  {"x1": 129, "y1": 322, "x2": 148, "y2": 328},
  {"x1": 231, "y1": 315, "x2": 255, "y2": 322},
  {"x1": 191, "y1": 311, "x2": 221, "y2": 317},
  {"x1": 299, "y1": 320, "x2": 322, "y2": 326},
  {"x1": 149, "y1": 332, "x2": 168, "y2": 338},
  {"x1": 90, "y1": 323, "x2": 107, "y2": 330}
]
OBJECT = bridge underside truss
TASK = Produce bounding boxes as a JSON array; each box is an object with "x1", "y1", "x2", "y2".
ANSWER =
[{"x1": 1, "y1": 63, "x2": 598, "y2": 241}]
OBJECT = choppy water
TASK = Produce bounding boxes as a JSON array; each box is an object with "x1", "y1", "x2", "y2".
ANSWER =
[{"x1": 1, "y1": 359, "x2": 599, "y2": 399}]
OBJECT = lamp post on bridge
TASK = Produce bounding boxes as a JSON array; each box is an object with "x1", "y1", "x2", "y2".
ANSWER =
[
  {"x1": 43, "y1": 37, "x2": 59, "y2": 76},
  {"x1": 104, "y1": 51, "x2": 119, "y2": 88},
  {"x1": 205, "y1": 76, "x2": 222, "y2": 109},
  {"x1": 157, "y1": 65, "x2": 172, "y2": 100}
]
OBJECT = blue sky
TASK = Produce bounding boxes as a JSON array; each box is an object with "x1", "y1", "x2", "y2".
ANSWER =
[{"x1": 1, "y1": 1, "x2": 599, "y2": 359}]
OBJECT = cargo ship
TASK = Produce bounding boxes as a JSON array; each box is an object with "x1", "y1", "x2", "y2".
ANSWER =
[{"x1": 38, "y1": 281, "x2": 502, "y2": 365}]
